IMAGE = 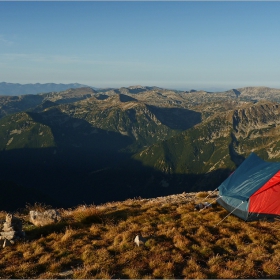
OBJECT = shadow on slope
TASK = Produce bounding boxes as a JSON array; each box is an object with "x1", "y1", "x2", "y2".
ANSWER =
[
  {"x1": 118, "y1": 94, "x2": 137, "y2": 102},
  {"x1": 229, "y1": 132, "x2": 246, "y2": 167},
  {"x1": 232, "y1": 89, "x2": 241, "y2": 97},
  {"x1": 0, "y1": 109, "x2": 134, "y2": 208},
  {"x1": 0, "y1": 109, "x2": 229, "y2": 210},
  {"x1": 27, "y1": 109, "x2": 133, "y2": 152},
  {"x1": 0, "y1": 145, "x2": 232, "y2": 210},
  {"x1": 95, "y1": 94, "x2": 110, "y2": 100},
  {"x1": 83, "y1": 158, "x2": 232, "y2": 205},
  {"x1": 31, "y1": 100, "x2": 58, "y2": 113},
  {"x1": 147, "y1": 106, "x2": 202, "y2": 130}
]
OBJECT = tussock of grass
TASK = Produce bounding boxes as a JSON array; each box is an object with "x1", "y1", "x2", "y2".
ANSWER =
[
  {"x1": 195, "y1": 191, "x2": 209, "y2": 198},
  {"x1": 1, "y1": 194, "x2": 280, "y2": 278},
  {"x1": 66, "y1": 204, "x2": 102, "y2": 224}
]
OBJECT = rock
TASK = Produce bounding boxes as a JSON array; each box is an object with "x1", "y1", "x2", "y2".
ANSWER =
[
  {"x1": 134, "y1": 234, "x2": 147, "y2": 247},
  {"x1": 2, "y1": 224, "x2": 13, "y2": 232},
  {"x1": 0, "y1": 214, "x2": 24, "y2": 247},
  {"x1": 5, "y1": 213, "x2": 13, "y2": 224},
  {"x1": 0, "y1": 231, "x2": 16, "y2": 240},
  {"x1": 29, "y1": 209, "x2": 61, "y2": 227},
  {"x1": 194, "y1": 203, "x2": 204, "y2": 210},
  {"x1": 58, "y1": 270, "x2": 74, "y2": 278},
  {"x1": 3, "y1": 215, "x2": 22, "y2": 232},
  {"x1": 194, "y1": 202, "x2": 212, "y2": 211}
]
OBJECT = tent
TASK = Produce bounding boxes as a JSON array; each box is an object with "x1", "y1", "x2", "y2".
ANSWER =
[{"x1": 217, "y1": 153, "x2": 280, "y2": 221}]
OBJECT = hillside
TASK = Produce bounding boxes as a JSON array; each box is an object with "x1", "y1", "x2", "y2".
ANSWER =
[
  {"x1": 0, "y1": 192, "x2": 280, "y2": 279},
  {"x1": 134, "y1": 101, "x2": 280, "y2": 175},
  {"x1": 0, "y1": 88, "x2": 204, "y2": 209}
]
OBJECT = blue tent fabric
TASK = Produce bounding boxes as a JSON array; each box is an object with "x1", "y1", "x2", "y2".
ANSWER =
[{"x1": 217, "y1": 153, "x2": 280, "y2": 221}]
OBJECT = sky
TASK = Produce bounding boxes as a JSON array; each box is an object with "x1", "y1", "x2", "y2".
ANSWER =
[{"x1": 1, "y1": 1, "x2": 280, "y2": 91}]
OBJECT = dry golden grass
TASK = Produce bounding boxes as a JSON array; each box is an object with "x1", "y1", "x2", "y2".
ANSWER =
[
  {"x1": 195, "y1": 191, "x2": 209, "y2": 198},
  {"x1": 1, "y1": 195, "x2": 280, "y2": 278},
  {"x1": 25, "y1": 202, "x2": 53, "y2": 212},
  {"x1": 0, "y1": 210, "x2": 7, "y2": 221}
]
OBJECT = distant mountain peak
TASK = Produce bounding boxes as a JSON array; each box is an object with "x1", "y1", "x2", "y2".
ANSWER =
[{"x1": 128, "y1": 85, "x2": 146, "y2": 89}]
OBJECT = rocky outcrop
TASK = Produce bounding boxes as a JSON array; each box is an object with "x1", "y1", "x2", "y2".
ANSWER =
[
  {"x1": 0, "y1": 214, "x2": 25, "y2": 248},
  {"x1": 232, "y1": 102, "x2": 280, "y2": 137},
  {"x1": 29, "y1": 209, "x2": 61, "y2": 227},
  {"x1": 230, "y1": 102, "x2": 280, "y2": 159}
]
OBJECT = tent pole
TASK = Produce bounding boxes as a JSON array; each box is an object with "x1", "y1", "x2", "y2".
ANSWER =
[{"x1": 215, "y1": 201, "x2": 244, "y2": 227}]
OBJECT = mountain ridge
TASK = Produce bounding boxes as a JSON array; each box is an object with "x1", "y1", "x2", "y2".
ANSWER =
[
  {"x1": 0, "y1": 82, "x2": 97, "y2": 96},
  {"x1": 1, "y1": 85, "x2": 280, "y2": 209}
]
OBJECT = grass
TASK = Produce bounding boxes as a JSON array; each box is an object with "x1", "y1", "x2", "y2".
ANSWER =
[{"x1": 1, "y1": 195, "x2": 280, "y2": 278}]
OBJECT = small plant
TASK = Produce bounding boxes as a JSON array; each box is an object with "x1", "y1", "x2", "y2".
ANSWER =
[
  {"x1": 61, "y1": 226, "x2": 74, "y2": 242},
  {"x1": 25, "y1": 202, "x2": 53, "y2": 213}
]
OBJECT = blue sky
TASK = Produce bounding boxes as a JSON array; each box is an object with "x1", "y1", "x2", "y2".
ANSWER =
[{"x1": 1, "y1": 1, "x2": 280, "y2": 91}]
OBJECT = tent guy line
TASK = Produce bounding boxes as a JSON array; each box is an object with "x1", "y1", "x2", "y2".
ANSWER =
[{"x1": 215, "y1": 201, "x2": 245, "y2": 227}]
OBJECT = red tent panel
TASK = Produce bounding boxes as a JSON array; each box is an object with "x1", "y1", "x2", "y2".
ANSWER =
[{"x1": 249, "y1": 171, "x2": 280, "y2": 214}]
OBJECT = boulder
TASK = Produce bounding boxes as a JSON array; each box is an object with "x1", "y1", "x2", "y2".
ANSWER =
[
  {"x1": 2, "y1": 223, "x2": 13, "y2": 232},
  {"x1": 0, "y1": 231, "x2": 16, "y2": 240},
  {"x1": 2, "y1": 215, "x2": 22, "y2": 232},
  {"x1": 0, "y1": 214, "x2": 24, "y2": 247},
  {"x1": 29, "y1": 209, "x2": 61, "y2": 227}
]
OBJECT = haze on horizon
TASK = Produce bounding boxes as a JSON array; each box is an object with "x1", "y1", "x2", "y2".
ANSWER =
[{"x1": 1, "y1": 2, "x2": 280, "y2": 92}]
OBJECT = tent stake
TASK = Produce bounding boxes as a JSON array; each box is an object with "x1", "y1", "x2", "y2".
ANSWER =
[{"x1": 215, "y1": 201, "x2": 244, "y2": 227}]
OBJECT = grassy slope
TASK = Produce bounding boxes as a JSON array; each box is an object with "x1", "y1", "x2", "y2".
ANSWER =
[
  {"x1": 1, "y1": 193, "x2": 280, "y2": 279},
  {"x1": 134, "y1": 113, "x2": 236, "y2": 175},
  {"x1": 0, "y1": 112, "x2": 55, "y2": 150}
]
